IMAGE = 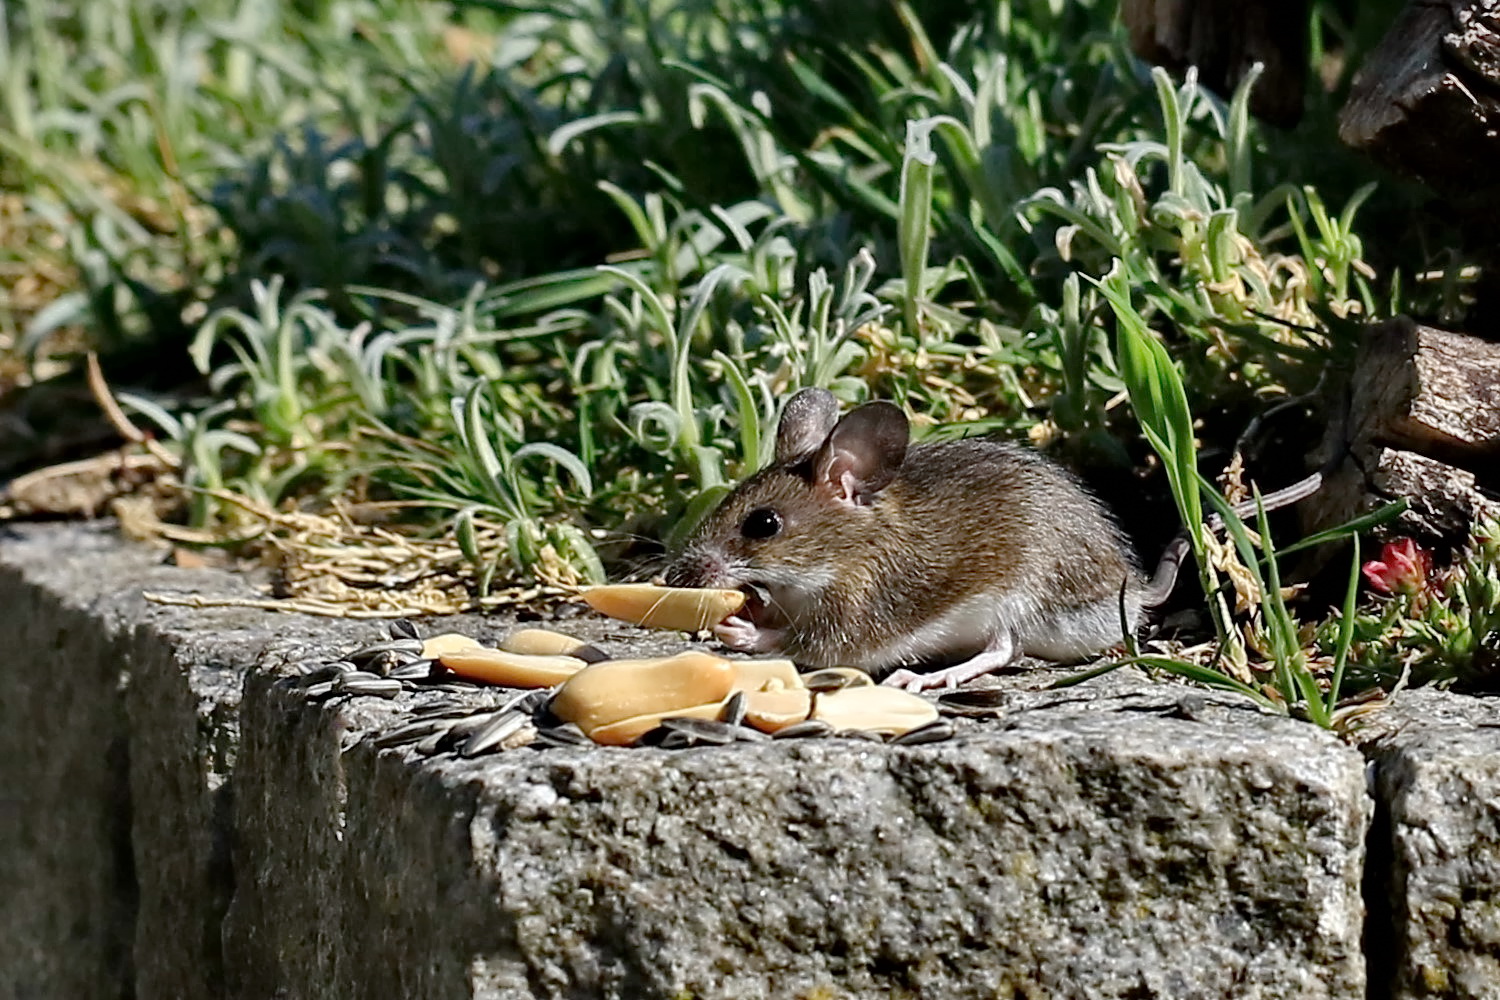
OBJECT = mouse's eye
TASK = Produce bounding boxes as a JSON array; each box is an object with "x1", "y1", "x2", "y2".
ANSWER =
[{"x1": 740, "y1": 507, "x2": 782, "y2": 540}]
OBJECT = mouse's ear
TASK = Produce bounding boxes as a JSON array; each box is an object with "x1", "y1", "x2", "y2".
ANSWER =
[
  {"x1": 814, "y1": 401, "x2": 908, "y2": 504},
  {"x1": 776, "y1": 387, "x2": 840, "y2": 462}
]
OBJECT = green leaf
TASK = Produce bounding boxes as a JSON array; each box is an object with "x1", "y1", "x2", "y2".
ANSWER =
[
  {"x1": 1326, "y1": 534, "x2": 1361, "y2": 717},
  {"x1": 546, "y1": 111, "x2": 644, "y2": 156},
  {"x1": 1132, "y1": 656, "x2": 1277, "y2": 709},
  {"x1": 1269, "y1": 501, "x2": 1408, "y2": 558},
  {"x1": 713, "y1": 349, "x2": 763, "y2": 470},
  {"x1": 899, "y1": 117, "x2": 939, "y2": 339},
  {"x1": 461, "y1": 381, "x2": 504, "y2": 488},
  {"x1": 454, "y1": 507, "x2": 482, "y2": 565},
  {"x1": 512, "y1": 442, "x2": 594, "y2": 498}
]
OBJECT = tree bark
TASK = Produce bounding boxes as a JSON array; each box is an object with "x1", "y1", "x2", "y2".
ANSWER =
[
  {"x1": 1121, "y1": 0, "x2": 1309, "y2": 126},
  {"x1": 1340, "y1": 0, "x2": 1500, "y2": 206},
  {"x1": 1308, "y1": 318, "x2": 1500, "y2": 548}
]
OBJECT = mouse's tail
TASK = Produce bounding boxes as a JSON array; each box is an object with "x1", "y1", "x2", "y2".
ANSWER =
[
  {"x1": 1139, "y1": 465, "x2": 1331, "y2": 612},
  {"x1": 1140, "y1": 534, "x2": 1192, "y2": 610}
]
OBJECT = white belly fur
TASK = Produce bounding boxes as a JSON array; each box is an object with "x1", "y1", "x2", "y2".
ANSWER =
[
  {"x1": 864, "y1": 590, "x2": 1138, "y2": 670},
  {"x1": 1019, "y1": 597, "x2": 1139, "y2": 661}
]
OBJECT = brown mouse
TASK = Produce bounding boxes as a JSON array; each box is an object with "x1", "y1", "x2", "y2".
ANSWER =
[
  {"x1": 667, "y1": 387, "x2": 1326, "y2": 691},
  {"x1": 666, "y1": 388, "x2": 1160, "y2": 690}
]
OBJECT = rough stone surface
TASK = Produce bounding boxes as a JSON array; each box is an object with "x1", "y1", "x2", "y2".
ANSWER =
[
  {"x1": 0, "y1": 524, "x2": 142, "y2": 1000},
  {"x1": 0, "y1": 520, "x2": 657, "y2": 1000},
  {"x1": 0, "y1": 520, "x2": 1431, "y2": 1000},
  {"x1": 0, "y1": 521, "x2": 303, "y2": 1000},
  {"x1": 228, "y1": 639, "x2": 1371, "y2": 1000},
  {"x1": 0, "y1": 522, "x2": 467, "y2": 1000},
  {"x1": 1364, "y1": 689, "x2": 1500, "y2": 1000}
]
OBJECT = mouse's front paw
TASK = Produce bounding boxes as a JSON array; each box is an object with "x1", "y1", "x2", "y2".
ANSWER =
[{"x1": 714, "y1": 616, "x2": 783, "y2": 655}]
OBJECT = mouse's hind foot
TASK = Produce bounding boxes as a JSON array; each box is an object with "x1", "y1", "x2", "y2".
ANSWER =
[{"x1": 881, "y1": 634, "x2": 1016, "y2": 692}]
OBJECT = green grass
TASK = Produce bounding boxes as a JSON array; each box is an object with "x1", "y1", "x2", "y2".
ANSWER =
[{"x1": 3, "y1": 0, "x2": 1486, "y2": 721}]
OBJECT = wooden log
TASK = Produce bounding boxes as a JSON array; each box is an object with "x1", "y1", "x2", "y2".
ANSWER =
[
  {"x1": 1307, "y1": 447, "x2": 1499, "y2": 545},
  {"x1": 1307, "y1": 318, "x2": 1500, "y2": 547},
  {"x1": 1121, "y1": 0, "x2": 1309, "y2": 126},
  {"x1": 1349, "y1": 318, "x2": 1500, "y2": 459},
  {"x1": 1340, "y1": 0, "x2": 1500, "y2": 203}
]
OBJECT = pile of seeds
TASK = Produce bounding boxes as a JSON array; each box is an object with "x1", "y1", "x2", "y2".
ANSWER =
[{"x1": 283, "y1": 619, "x2": 956, "y2": 760}]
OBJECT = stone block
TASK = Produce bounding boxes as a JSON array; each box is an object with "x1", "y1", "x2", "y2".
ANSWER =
[
  {"x1": 1367, "y1": 689, "x2": 1500, "y2": 999},
  {"x1": 0, "y1": 523, "x2": 1388, "y2": 1000},
  {"x1": 230, "y1": 643, "x2": 1372, "y2": 1000},
  {"x1": 0, "y1": 524, "x2": 142, "y2": 1000}
]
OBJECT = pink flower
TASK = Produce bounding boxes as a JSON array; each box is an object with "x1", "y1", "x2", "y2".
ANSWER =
[{"x1": 1362, "y1": 538, "x2": 1433, "y2": 595}]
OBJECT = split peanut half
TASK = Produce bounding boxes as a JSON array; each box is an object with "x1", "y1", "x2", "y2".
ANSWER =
[
  {"x1": 551, "y1": 651, "x2": 737, "y2": 735},
  {"x1": 586, "y1": 700, "x2": 728, "y2": 746},
  {"x1": 810, "y1": 685, "x2": 938, "y2": 737},
  {"x1": 728, "y1": 658, "x2": 803, "y2": 693},
  {"x1": 420, "y1": 632, "x2": 483, "y2": 659},
  {"x1": 500, "y1": 627, "x2": 608, "y2": 663},
  {"x1": 741, "y1": 688, "x2": 814, "y2": 732},
  {"x1": 582, "y1": 583, "x2": 746, "y2": 632},
  {"x1": 437, "y1": 647, "x2": 588, "y2": 688}
]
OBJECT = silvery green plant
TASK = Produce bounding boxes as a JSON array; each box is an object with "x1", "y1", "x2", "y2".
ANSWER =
[
  {"x1": 1019, "y1": 67, "x2": 1381, "y2": 418},
  {"x1": 10, "y1": 0, "x2": 1451, "y2": 664},
  {"x1": 1327, "y1": 524, "x2": 1500, "y2": 690},
  {"x1": 1098, "y1": 261, "x2": 1403, "y2": 727}
]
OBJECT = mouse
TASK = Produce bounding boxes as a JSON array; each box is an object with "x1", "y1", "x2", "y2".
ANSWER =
[{"x1": 665, "y1": 387, "x2": 1323, "y2": 691}]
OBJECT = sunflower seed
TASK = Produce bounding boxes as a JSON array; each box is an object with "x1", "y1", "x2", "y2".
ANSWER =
[
  {"x1": 388, "y1": 619, "x2": 420, "y2": 641},
  {"x1": 414, "y1": 730, "x2": 450, "y2": 755},
  {"x1": 772, "y1": 719, "x2": 834, "y2": 740},
  {"x1": 447, "y1": 716, "x2": 537, "y2": 755},
  {"x1": 388, "y1": 659, "x2": 439, "y2": 681},
  {"x1": 347, "y1": 638, "x2": 424, "y2": 671},
  {"x1": 335, "y1": 673, "x2": 403, "y2": 698},
  {"x1": 509, "y1": 687, "x2": 554, "y2": 714},
  {"x1": 354, "y1": 637, "x2": 424, "y2": 657},
  {"x1": 444, "y1": 711, "x2": 501, "y2": 738},
  {"x1": 935, "y1": 688, "x2": 1007, "y2": 713},
  {"x1": 535, "y1": 723, "x2": 591, "y2": 747},
  {"x1": 633, "y1": 717, "x2": 736, "y2": 748},
  {"x1": 663, "y1": 716, "x2": 737, "y2": 744},
  {"x1": 328, "y1": 659, "x2": 359, "y2": 674},
  {"x1": 290, "y1": 664, "x2": 344, "y2": 687},
  {"x1": 732, "y1": 725, "x2": 771, "y2": 743},
  {"x1": 408, "y1": 699, "x2": 471, "y2": 719},
  {"x1": 372, "y1": 719, "x2": 450, "y2": 749},
  {"x1": 655, "y1": 730, "x2": 696, "y2": 750},
  {"x1": 424, "y1": 682, "x2": 484, "y2": 694},
  {"x1": 334, "y1": 668, "x2": 379, "y2": 685},
  {"x1": 302, "y1": 681, "x2": 337, "y2": 699},
  {"x1": 425, "y1": 719, "x2": 494, "y2": 756},
  {"x1": 461, "y1": 711, "x2": 530, "y2": 757},
  {"x1": 801, "y1": 668, "x2": 873, "y2": 693},
  {"x1": 720, "y1": 691, "x2": 747, "y2": 727},
  {"x1": 890, "y1": 720, "x2": 956, "y2": 746}
]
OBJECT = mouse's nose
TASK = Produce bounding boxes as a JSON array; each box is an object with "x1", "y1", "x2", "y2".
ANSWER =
[{"x1": 664, "y1": 548, "x2": 725, "y2": 588}]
